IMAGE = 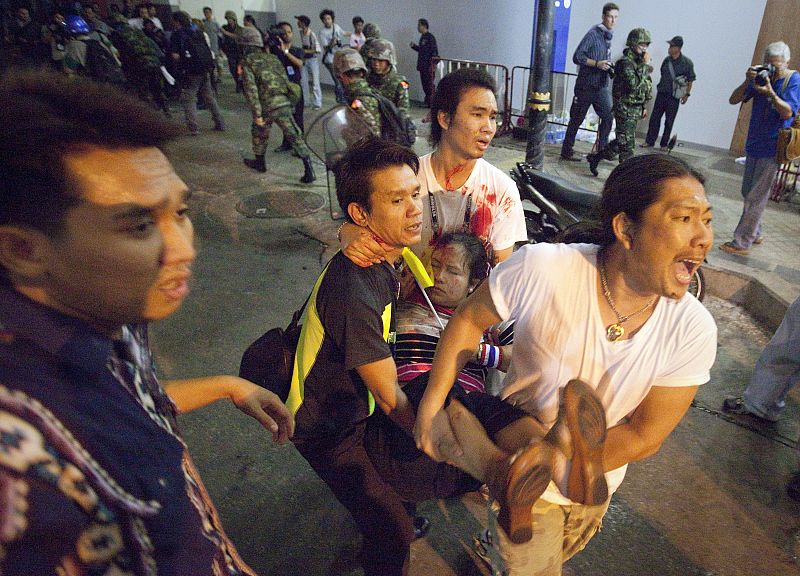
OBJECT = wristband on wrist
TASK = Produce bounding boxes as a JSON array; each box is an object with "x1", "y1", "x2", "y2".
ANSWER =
[{"x1": 477, "y1": 342, "x2": 502, "y2": 368}]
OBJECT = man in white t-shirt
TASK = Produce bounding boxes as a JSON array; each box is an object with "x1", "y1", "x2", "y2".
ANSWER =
[
  {"x1": 318, "y1": 8, "x2": 346, "y2": 103},
  {"x1": 349, "y1": 16, "x2": 366, "y2": 48},
  {"x1": 415, "y1": 154, "x2": 718, "y2": 575},
  {"x1": 341, "y1": 67, "x2": 526, "y2": 267}
]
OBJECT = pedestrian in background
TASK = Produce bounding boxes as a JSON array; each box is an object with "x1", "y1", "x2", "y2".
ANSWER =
[
  {"x1": 720, "y1": 41, "x2": 800, "y2": 256},
  {"x1": 560, "y1": 2, "x2": 618, "y2": 162},
  {"x1": 643, "y1": 35, "x2": 695, "y2": 149},
  {"x1": 410, "y1": 18, "x2": 437, "y2": 107}
]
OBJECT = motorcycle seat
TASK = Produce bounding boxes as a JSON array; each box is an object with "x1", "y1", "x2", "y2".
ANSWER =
[{"x1": 522, "y1": 167, "x2": 600, "y2": 215}]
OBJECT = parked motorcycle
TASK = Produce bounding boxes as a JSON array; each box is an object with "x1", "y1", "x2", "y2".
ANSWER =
[{"x1": 511, "y1": 162, "x2": 705, "y2": 301}]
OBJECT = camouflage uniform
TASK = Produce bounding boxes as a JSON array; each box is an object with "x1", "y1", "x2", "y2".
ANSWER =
[
  {"x1": 588, "y1": 28, "x2": 652, "y2": 175},
  {"x1": 359, "y1": 22, "x2": 381, "y2": 63},
  {"x1": 334, "y1": 49, "x2": 382, "y2": 137},
  {"x1": 344, "y1": 77, "x2": 382, "y2": 137},
  {"x1": 611, "y1": 30, "x2": 653, "y2": 162},
  {"x1": 110, "y1": 21, "x2": 167, "y2": 112},
  {"x1": 241, "y1": 50, "x2": 310, "y2": 159},
  {"x1": 365, "y1": 39, "x2": 410, "y2": 113}
]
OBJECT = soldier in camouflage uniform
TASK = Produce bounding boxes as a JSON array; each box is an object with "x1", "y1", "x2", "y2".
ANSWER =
[
  {"x1": 334, "y1": 48, "x2": 382, "y2": 137},
  {"x1": 109, "y1": 15, "x2": 168, "y2": 114},
  {"x1": 240, "y1": 30, "x2": 316, "y2": 183},
  {"x1": 359, "y1": 22, "x2": 381, "y2": 63},
  {"x1": 588, "y1": 27, "x2": 653, "y2": 175},
  {"x1": 366, "y1": 38, "x2": 410, "y2": 113}
]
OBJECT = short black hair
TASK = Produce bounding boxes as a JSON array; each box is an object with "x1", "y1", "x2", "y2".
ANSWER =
[
  {"x1": 0, "y1": 68, "x2": 181, "y2": 237},
  {"x1": 602, "y1": 3, "x2": 619, "y2": 14},
  {"x1": 433, "y1": 232, "x2": 491, "y2": 285},
  {"x1": 319, "y1": 8, "x2": 334, "y2": 21},
  {"x1": 430, "y1": 68, "x2": 496, "y2": 146},
  {"x1": 418, "y1": 18, "x2": 429, "y2": 29},
  {"x1": 277, "y1": 21, "x2": 292, "y2": 30},
  {"x1": 335, "y1": 138, "x2": 419, "y2": 219},
  {"x1": 352, "y1": 16, "x2": 363, "y2": 26},
  {"x1": 202, "y1": 6, "x2": 212, "y2": 12},
  {"x1": 296, "y1": 15, "x2": 310, "y2": 27},
  {"x1": 171, "y1": 10, "x2": 191, "y2": 28}
]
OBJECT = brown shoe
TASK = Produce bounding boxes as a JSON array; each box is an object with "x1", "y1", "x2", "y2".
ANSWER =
[
  {"x1": 491, "y1": 442, "x2": 553, "y2": 544},
  {"x1": 563, "y1": 379, "x2": 608, "y2": 506},
  {"x1": 719, "y1": 241, "x2": 750, "y2": 256}
]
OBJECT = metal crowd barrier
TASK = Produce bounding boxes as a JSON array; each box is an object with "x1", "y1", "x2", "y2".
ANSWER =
[
  {"x1": 509, "y1": 67, "x2": 598, "y2": 139},
  {"x1": 430, "y1": 57, "x2": 511, "y2": 133}
]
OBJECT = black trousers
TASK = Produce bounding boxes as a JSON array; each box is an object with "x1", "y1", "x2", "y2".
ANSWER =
[
  {"x1": 419, "y1": 65, "x2": 435, "y2": 107},
  {"x1": 294, "y1": 373, "x2": 528, "y2": 576},
  {"x1": 561, "y1": 84, "x2": 613, "y2": 157},
  {"x1": 645, "y1": 92, "x2": 680, "y2": 147}
]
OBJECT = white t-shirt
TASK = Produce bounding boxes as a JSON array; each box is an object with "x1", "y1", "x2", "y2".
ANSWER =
[
  {"x1": 349, "y1": 31, "x2": 365, "y2": 48},
  {"x1": 318, "y1": 23, "x2": 344, "y2": 64},
  {"x1": 489, "y1": 242, "x2": 717, "y2": 504},
  {"x1": 414, "y1": 153, "x2": 527, "y2": 258}
]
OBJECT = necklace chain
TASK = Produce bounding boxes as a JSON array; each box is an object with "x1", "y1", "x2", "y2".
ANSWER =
[{"x1": 599, "y1": 253, "x2": 655, "y2": 342}]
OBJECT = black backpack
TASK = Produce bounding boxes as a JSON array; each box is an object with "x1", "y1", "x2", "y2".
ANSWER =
[
  {"x1": 181, "y1": 30, "x2": 215, "y2": 75},
  {"x1": 354, "y1": 89, "x2": 416, "y2": 147},
  {"x1": 83, "y1": 39, "x2": 126, "y2": 86}
]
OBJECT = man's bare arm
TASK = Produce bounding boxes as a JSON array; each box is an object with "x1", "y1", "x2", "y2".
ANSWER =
[{"x1": 602, "y1": 384, "x2": 698, "y2": 471}]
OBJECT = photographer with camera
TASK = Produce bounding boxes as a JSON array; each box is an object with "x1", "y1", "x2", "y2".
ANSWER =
[
  {"x1": 720, "y1": 41, "x2": 800, "y2": 256},
  {"x1": 269, "y1": 21, "x2": 305, "y2": 152},
  {"x1": 319, "y1": 8, "x2": 346, "y2": 103},
  {"x1": 560, "y1": 2, "x2": 619, "y2": 162}
]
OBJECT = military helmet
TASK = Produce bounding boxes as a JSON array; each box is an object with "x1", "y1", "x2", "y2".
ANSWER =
[
  {"x1": 239, "y1": 26, "x2": 264, "y2": 47},
  {"x1": 366, "y1": 38, "x2": 396, "y2": 66},
  {"x1": 65, "y1": 15, "x2": 90, "y2": 35},
  {"x1": 626, "y1": 28, "x2": 651, "y2": 48},
  {"x1": 363, "y1": 22, "x2": 380, "y2": 40},
  {"x1": 334, "y1": 48, "x2": 367, "y2": 76}
]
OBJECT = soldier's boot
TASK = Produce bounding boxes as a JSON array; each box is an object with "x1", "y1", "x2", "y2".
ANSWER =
[
  {"x1": 274, "y1": 139, "x2": 292, "y2": 153},
  {"x1": 244, "y1": 154, "x2": 267, "y2": 173},
  {"x1": 300, "y1": 157, "x2": 316, "y2": 184},
  {"x1": 587, "y1": 152, "x2": 601, "y2": 177}
]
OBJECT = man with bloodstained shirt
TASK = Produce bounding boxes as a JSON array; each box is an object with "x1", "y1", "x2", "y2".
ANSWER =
[{"x1": 338, "y1": 67, "x2": 526, "y2": 269}]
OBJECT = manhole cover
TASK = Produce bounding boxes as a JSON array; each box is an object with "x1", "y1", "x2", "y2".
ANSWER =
[{"x1": 237, "y1": 189, "x2": 326, "y2": 218}]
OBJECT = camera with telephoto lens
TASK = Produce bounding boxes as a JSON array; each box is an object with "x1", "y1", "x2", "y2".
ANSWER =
[
  {"x1": 752, "y1": 63, "x2": 775, "y2": 86},
  {"x1": 267, "y1": 25, "x2": 287, "y2": 50}
]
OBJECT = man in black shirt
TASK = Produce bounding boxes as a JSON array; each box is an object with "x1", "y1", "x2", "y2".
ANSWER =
[
  {"x1": 643, "y1": 35, "x2": 696, "y2": 149},
  {"x1": 410, "y1": 18, "x2": 437, "y2": 107}
]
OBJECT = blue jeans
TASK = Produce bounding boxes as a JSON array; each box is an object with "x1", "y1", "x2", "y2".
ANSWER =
[
  {"x1": 732, "y1": 155, "x2": 776, "y2": 249},
  {"x1": 561, "y1": 84, "x2": 613, "y2": 157},
  {"x1": 302, "y1": 56, "x2": 322, "y2": 108},
  {"x1": 179, "y1": 73, "x2": 224, "y2": 133},
  {"x1": 323, "y1": 59, "x2": 345, "y2": 103},
  {"x1": 743, "y1": 296, "x2": 800, "y2": 422}
]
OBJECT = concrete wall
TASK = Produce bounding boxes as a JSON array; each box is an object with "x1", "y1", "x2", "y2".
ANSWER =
[
  {"x1": 271, "y1": 0, "x2": 766, "y2": 149},
  {"x1": 176, "y1": 0, "x2": 275, "y2": 27},
  {"x1": 566, "y1": 0, "x2": 767, "y2": 149}
]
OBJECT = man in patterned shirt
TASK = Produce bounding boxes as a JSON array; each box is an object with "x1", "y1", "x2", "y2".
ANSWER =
[{"x1": 0, "y1": 69, "x2": 293, "y2": 575}]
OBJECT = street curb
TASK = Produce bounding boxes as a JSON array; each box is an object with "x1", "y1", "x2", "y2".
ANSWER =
[{"x1": 703, "y1": 264, "x2": 788, "y2": 332}]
